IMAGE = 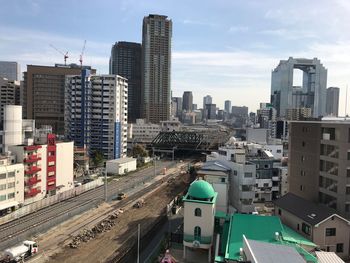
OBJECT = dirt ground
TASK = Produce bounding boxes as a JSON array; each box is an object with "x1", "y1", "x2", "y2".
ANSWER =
[{"x1": 47, "y1": 173, "x2": 190, "y2": 263}]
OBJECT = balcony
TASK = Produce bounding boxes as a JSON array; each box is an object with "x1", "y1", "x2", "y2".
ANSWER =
[
  {"x1": 25, "y1": 176, "x2": 41, "y2": 186},
  {"x1": 24, "y1": 145, "x2": 42, "y2": 151},
  {"x1": 25, "y1": 187, "x2": 41, "y2": 198},
  {"x1": 183, "y1": 234, "x2": 212, "y2": 244},
  {"x1": 272, "y1": 176, "x2": 280, "y2": 182},
  {"x1": 24, "y1": 154, "x2": 41, "y2": 163},
  {"x1": 24, "y1": 166, "x2": 41, "y2": 175}
]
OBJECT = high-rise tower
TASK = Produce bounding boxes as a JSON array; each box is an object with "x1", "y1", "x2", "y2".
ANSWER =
[
  {"x1": 110, "y1": 42, "x2": 142, "y2": 123},
  {"x1": 142, "y1": 14, "x2": 172, "y2": 123}
]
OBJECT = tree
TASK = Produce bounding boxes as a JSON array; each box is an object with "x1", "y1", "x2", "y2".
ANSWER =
[
  {"x1": 91, "y1": 150, "x2": 104, "y2": 167},
  {"x1": 131, "y1": 144, "x2": 148, "y2": 158}
]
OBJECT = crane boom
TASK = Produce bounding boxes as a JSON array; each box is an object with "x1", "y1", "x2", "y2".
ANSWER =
[
  {"x1": 79, "y1": 40, "x2": 87, "y2": 67},
  {"x1": 49, "y1": 44, "x2": 69, "y2": 65}
]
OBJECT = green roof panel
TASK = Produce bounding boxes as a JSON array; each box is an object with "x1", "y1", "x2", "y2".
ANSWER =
[{"x1": 187, "y1": 180, "x2": 215, "y2": 200}]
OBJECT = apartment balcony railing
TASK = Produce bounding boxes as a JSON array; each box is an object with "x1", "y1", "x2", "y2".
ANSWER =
[
  {"x1": 25, "y1": 187, "x2": 41, "y2": 198},
  {"x1": 183, "y1": 234, "x2": 212, "y2": 244},
  {"x1": 24, "y1": 154, "x2": 41, "y2": 163},
  {"x1": 24, "y1": 145, "x2": 42, "y2": 151},
  {"x1": 24, "y1": 166, "x2": 41, "y2": 175},
  {"x1": 25, "y1": 176, "x2": 41, "y2": 186}
]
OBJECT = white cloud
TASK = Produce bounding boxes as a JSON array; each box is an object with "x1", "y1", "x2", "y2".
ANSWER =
[
  {"x1": 228, "y1": 26, "x2": 249, "y2": 33},
  {"x1": 182, "y1": 19, "x2": 218, "y2": 27}
]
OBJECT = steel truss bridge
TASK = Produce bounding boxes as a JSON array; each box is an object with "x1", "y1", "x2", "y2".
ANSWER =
[{"x1": 151, "y1": 130, "x2": 231, "y2": 152}]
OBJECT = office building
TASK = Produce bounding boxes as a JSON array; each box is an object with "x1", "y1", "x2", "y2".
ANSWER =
[
  {"x1": 0, "y1": 78, "x2": 20, "y2": 129},
  {"x1": 128, "y1": 119, "x2": 161, "y2": 144},
  {"x1": 271, "y1": 57, "x2": 327, "y2": 118},
  {"x1": 289, "y1": 120, "x2": 350, "y2": 218},
  {"x1": 65, "y1": 70, "x2": 128, "y2": 160},
  {"x1": 0, "y1": 61, "x2": 20, "y2": 81},
  {"x1": 171, "y1": 97, "x2": 182, "y2": 118},
  {"x1": 23, "y1": 64, "x2": 94, "y2": 134},
  {"x1": 182, "y1": 91, "x2": 193, "y2": 112},
  {"x1": 285, "y1": 108, "x2": 312, "y2": 120},
  {"x1": 205, "y1": 103, "x2": 216, "y2": 120},
  {"x1": 224, "y1": 100, "x2": 231, "y2": 113},
  {"x1": 109, "y1": 41, "x2": 142, "y2": 123},
  {"x1": 142, "y1": 14, "x2": 172, "y2": 123},
  {"x1": 192, "y1": 104, "x2": 197, "y2": 111},
  {"x1": 231, "y1": 105, "x2": 248, "y2": 117},
  {"x1": 203, "y1": 95, "x2": 212, "y2": 109},
  {"x1": 326, "y1": 87, "x2": 340, "y2": 117}
]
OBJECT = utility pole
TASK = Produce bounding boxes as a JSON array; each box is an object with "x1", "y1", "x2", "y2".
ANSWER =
[
  {"x1": 137, "y1": 224, "x2": 140, "y2": 263},
  {"x1": 104, "y1": 165, "x2": 107, "y2": 202}
]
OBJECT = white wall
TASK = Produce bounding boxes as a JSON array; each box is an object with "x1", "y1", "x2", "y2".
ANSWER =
[
  {"x1": 56, "y1": 142, "x2": 74, "y2": 193},
  {"x1": 106, "y1": 158, "x2": 137, "y2": 175},
  {"x1": 0, "y1": 163, "x2": 24, "y2": 207}
]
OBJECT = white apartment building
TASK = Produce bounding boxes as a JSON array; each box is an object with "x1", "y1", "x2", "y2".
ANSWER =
[
  {"x1": 65, "y1": 70, "x2": 128, "y2": 160},
  {"x1": 129, "y1": 119, "x2": 161, "y2": 144},
  {"x1": 0, "y1": 154, "x2": 24, "y2": 215}
]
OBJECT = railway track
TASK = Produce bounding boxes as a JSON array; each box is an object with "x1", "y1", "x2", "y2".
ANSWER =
[{"x1": 0, "y1": 161, "x2": 176, "y2": 249}]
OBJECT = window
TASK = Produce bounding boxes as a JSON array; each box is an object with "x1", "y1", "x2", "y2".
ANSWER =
[
  {"x1": 300, "y1": 185, "x2": 304, "y2": 191},
  {"x1": 300, "y1": 170, "x2": 306, "y2": 176},
  {"x1": 8, "y1": 171, "x2": 15, "y2": 178},
  {"x1": 194, "y1": 226, "x2": 201, "y2": 239},
  {"x1": 347, "y1": 168, "x2": 350, "y2": 178},
  {"x1": 244, "y1": 172, "x2": 252, "y2": 178},
  {"x1": 277, "y1": 149, "x2": 282, "y2": 153},
  {"x1": 348, "y1": 151, "x2": 350, "y2": 160},
  {"x1": 0, "y1": 194, "x2": 6, "y2": 201},
  {"x1": 0, "y1": 184, "x2": 6, "y2": 190},
  {"x1": 346, "y1": 204, "x2": 350, "y2": 213},
  {"x1": 336, "y1": 243, "x2": 343, "y2": 253},
  {"x1": 7, "y1": 182, "x2": 15, "y2": 189},
  {"x1": 221, "y1": 178, "x2": 226, "y2": 183},
  {"x1": 302, "y1": 141, "x2": 306, "y2": 147},
  {"x1": 194, "y1": 208, "x2": 201, "y2": 217},
  {"x1": 278, "y1": 209, "x2": 281, "y2": 215},
  {"x1": 0, "y1": 173, "x2": 6, "y2": 180},
  {"x1": 326, "y1": 228, "x2": 336, "y2": 236},
  {"x1": 301, "y1": 156, "x2": 305, "y2": 162},
  {"x1": 7, "y1": 193, "x2": 15, "y2": 199},
  {"x1": 347, "y1": 187, "x2": 350, "y2": 195},
  {"x1": 302, "y1": 223, "x2": 311, "y2": 235},
  {"x1": 233, "y1": 170, "x2": 237, "y2": 176}
]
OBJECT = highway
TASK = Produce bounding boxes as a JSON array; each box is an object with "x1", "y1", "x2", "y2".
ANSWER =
[{"x1": 0, "y1": 160, "x2": 177, "y2": 251}]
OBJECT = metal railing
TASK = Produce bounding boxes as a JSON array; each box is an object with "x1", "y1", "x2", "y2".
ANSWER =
[{"x1": 183, "y1": 234, "x2": 212, "y2": 244}]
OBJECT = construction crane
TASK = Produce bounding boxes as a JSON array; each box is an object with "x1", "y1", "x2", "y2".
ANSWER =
[
  {"x1": 49, "y1": 44, "x2": 69, "y2": 65},
  {"x1": 79, "y1": 40, "x2": 86, "y2": 67}
]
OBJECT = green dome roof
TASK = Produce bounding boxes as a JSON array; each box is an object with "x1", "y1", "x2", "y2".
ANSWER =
[{"x1": 188, "y1": 180, "x2": 215, "y2": 199}]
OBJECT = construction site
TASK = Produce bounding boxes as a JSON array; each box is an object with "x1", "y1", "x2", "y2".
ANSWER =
[{"x1": 28, "y1": 170, "x2": 192, "y2": 263}]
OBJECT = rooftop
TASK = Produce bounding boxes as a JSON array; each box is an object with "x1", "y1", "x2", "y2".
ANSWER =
[
  {"x1": 274, "y1": 193, "x2": 349, "y2": 226},
  {"x1": 223, "y1": 214, "x2": 317, "y2": 262},
  {"x1": 187, "y1": 180, "x2": 215, "y2": 200},
  {"x1": 106, "y1": 157, "x2": 136, "y2": 164}
]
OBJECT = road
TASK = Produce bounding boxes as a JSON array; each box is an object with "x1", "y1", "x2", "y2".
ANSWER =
[{"x1": 0, "y1": 160, "x2": 178, "y2": 251}]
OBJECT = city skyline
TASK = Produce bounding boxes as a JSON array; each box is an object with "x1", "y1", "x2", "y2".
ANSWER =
[{"x1": 1, "y1": 0, "x2": 350, "y2": 112}]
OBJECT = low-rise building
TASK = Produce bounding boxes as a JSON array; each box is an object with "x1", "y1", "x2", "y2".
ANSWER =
[
  {"x1": 106, "y1": 157, "x2": 137, "y2": 175},
  {"x1": 0, "y1": 154, "x2": 24, "y2": 215},
  {"x1": 129, "y1": 119, "x2": 161, "y2": 144},
  {"x1": 274, "y1": 193, "x2": 350, "y2": 259}
]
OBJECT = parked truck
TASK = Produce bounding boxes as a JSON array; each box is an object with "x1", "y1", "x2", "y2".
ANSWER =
[{"x1": 0, "y1": 241, "x2": 38, "y2": 262}]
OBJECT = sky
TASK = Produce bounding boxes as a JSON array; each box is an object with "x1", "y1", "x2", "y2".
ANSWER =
[{"x1": 1, "y1": 0, "x2": 350, "y2": 113}]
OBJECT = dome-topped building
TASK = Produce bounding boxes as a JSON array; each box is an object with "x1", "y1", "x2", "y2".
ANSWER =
[{"x1": 187, "y1": 180, "x2": 215, "y2": 201}]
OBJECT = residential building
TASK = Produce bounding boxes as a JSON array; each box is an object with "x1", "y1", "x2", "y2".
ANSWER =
[
  {"x1": 183, "y1": 180, "x2": 217, "y2": 262},
  {"x1": 9, "y1": 134, "x2": 74, "y2": 204},
  {"x1": 109, "y1": 41, "x2": 142, "y2": 123},
  {"x1": 129, "y1": 119, "x2": 161, "y2": 144},
  {"x1": 65, "y1": 70, "x2": 128, "y2": 160},
  {"x1": 203, "y1": 95, "x2": 212, "y2": 109},
  {"x1": 23, "y1": 64, "x2": 94, "y2": 134},
  {"x1": 142, "y1": 14, "x2": 172, "y2": 123},
  {"x1": 257, "y1": 104, "x2": 276, "y2": 129},
  {"x1": 271, "y1": 57, "x2": 327, "y2": 118},
  {"x1": 224, "y1": 100, "x2": 231, "y2": 114},
  {"x1": 0, "y1": 61, "x2": 20, "y2": 81},
  {"x1": 249, "y1": 112, "x2": 256, "y2": 125},
  {"x1": 0, "y1": 154, "x2": 24, "y2": 215},
  {"x1": 274, "y1": 193, "x2": 350, "y2": 259},
  {"x1": 286, "y1": 107, "x2": 312, "y2": 120},
  {"x1": 326, "y1": 87, "x2": 340, "y2": 117},
  {"x1": 288, "y1": 120, "x2": 350, "y2": 218},
  {"x1": 197, "y1": 160, "x2": 230, "y2": 213},
  {"x1": 182, "y1": 91, "x2": 193, "y2": 112},
  {"x1": 0, "y1": 78, "x2": 20, "y2": 129}
]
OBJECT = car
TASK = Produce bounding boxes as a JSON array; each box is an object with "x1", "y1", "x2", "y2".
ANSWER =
[{"x1": 117, "y1": 193, "x2": 127, "y2": 200}]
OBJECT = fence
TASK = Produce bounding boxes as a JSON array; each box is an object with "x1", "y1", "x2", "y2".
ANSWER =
[{"x1": 0, "y1": 178, "x2": 104, "y2": 225}]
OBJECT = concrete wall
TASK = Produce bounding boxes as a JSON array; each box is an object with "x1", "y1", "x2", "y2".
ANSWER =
[
  {"x1": 56, "y1": 142, "x2": 74, "y2": 193},
  {"x1": 0, "y1": 163, "x2": 24, "y2": 208}
]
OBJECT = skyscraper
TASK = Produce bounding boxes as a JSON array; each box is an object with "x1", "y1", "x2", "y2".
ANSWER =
[
  {"x1": 271, "y1": 57, "x2": 327, "y2": 118},
  {"x1": 110, "y1": 41, "x2": 142, "y2": 123},
  {"x1": 203, "y1": 95, "x2": 212, "y2": 109},
  {"x1": 65, "y1": 70, "x2": 128, "y2": 160},
  {"x1": 182, "y1": 91, "x2": 193, "y2": 112},
  {"x1": 326, "y1": 87, "x2": 340, "y2": 117},
  {"x1": 224, "y1": 100, "x2": 231, "y2": 113},
  {"x1": 0, "y1": 61, "x2": 20, "y2": 81},
  {"x1": 142, "y1": 14, "x2": 172, "y2": 123},
  {"x1": 0, "y1": 78, "x2": 20, "y2": 129},
  {"x1": 23, "y1": 64, "x2": 94, "y2": 134}
]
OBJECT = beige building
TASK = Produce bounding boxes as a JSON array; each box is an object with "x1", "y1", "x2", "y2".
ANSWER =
[
  {"x1": 274, "y1": 193, "x2": 350, "y2": 259},
  {"x1": 288, "y1": 120, "x2": 350, "y2": 218},
  {"x1": 286, "y1": 108, "x2": 312, "y2": 120},
  {"x1": 0, "y1": 154, "x2": 24, "y2": 215},
  {"x1": 183, "y1": 180, "x2": 217, "y2": 262}
]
